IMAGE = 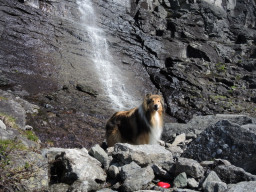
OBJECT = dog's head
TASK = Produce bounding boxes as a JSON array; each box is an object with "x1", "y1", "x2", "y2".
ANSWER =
[{"x1": 144, "y1": 94, "x2": 164, "y2": 112}]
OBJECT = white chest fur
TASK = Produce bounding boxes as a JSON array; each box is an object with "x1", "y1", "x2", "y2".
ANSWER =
[
  {"x1": 149, "y1": 112, "x2": 162, "y2": 144},
  {"x1": 138, "y1": 106, "x2": 163, "y2": 144}
]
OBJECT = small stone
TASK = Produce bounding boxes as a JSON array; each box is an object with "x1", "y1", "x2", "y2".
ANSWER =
[
  {"x1": 217, "y1": 148, "x2": 223, "y2": 154},
  {"x1": 202, "y1": 171, "x2": 227, "y2": 192},
  {"x1": 173, "y1": 172, "x2": 187, "y2": 188},
  {"x1": 108, "y1": 165, "x2": 120, "y2": 179},
  {"x1": 121, "y1": 166, "x2": 155, "y2": 192},
  {"x1": 203, "y1": 171, "x2": 221, "y2": 186},
  {"x1": 175, "y1": 158, "x2": 204, "y2": 178},
  {"x1": 186, "y1": 132, "x2": 197, "y2": 139},
  {"x1": 158, "y1": 140, "x2": 165, "y2": 146},
  {"x1": 214, "y1": 159, "x2": 231, "y2": 166},
  {"x1": 194, "y1": 129, "x2": 202, "y2": 135},
  {"x1": 120, "y1": 161, "x2": 141, "y2": 181},
  {"x1": 25, "y1": 125, "x2": 33, "y2": 130},
  {"x1": 152, "y1": 164, "x2": 171, "y2": 179},
  {"x1": 162, "y1": 0, "x2": 171, "y2": 8},
  {"x1": 187, "y1": 178, "x2": 199, "y2": 188},
  {"x1": 200, "y1": 160, "x2": 214, "y2": 167},
  {"x1": 0, "y1": 120, "x2": 6, "y2": 130},
  {"x1": 172, "y1": 133, "x2": 186, "y2": 146},
  {"x1": 89, "y1": 144, "x2": 109, "y2": 168},
  {"x1": 204, "y1": 181, "x2": 227, "y2": 192},
  {"x1": 165, "y1": 144, "x2": 183, "y2": 157}
]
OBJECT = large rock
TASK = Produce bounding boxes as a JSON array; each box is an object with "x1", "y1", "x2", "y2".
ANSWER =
[
  {"x1": 175, "y1": 157, "x2": 204, "y2": 178},
  {"x1": 225, "y1": 181, "x2": 256, "y2": 192},
  {"x1": 202, "y1": 171, "x2": 227, "y2": 192},
  {"x1": 120, "y1": 165, "x2": 155, "y2": 192},
  {"x1": 45, "y1": 148, "x2": 106, "y2": 191},
  {"x1": 183, "y1": 120, "x2": 256, "y2": 174},
  {"x1": 214, "y1": 165, "x2": 256, "y2": 183},
  {"x1": 173, "y1": 172, "x2": 187, "y2": 188},
  {"x1": 120, "y1": 161, "x2": 141, "y2": 181},
  {"x1": 0, "y1": 90, "x2": 39, "y2": 130},
  {"x1": 89, "y1": 144, "x2": 109, "y2": 169},
  {"x1": 113, "y1": 143, "x2": 173, "y2": 166},
  {"x1": 163, "y1": 114, "x2": 256, "y2": 139}
]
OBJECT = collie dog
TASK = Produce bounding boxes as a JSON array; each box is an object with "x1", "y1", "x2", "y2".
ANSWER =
[{"x1": 105, "y1": 94, "x2": 164, "y2": 147}]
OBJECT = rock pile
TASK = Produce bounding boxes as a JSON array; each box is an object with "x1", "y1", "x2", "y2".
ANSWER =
[
  {"x1": 1, "y1": 89, "x2": 256, "y2": 191},
  {"x1": 44, "y1": 114, "x2": 256, "y2": 192},
  {"x1": 45, "y1": 142, "x2": 256, "y2": 192}
]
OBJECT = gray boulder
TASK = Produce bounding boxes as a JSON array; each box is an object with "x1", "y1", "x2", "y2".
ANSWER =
[
  {"x1": 183, "y1": 119, "x2": 256, "y2": 174},
  {"x1": 0, "y1": 90, "x2": 39, "y2": 130},
  {"x1": 225, "y1": 181, "x2": 256, "y2": 192},
  {"x1": 173, "y1": 172, "x2": 187, "y2": 188},
  {"x1": 120, "y1": 166, "x2": 154, "y2": 192},
  {"x1": 163, "y1": 114, "x2": 256, "y2": 139},
  {"x1": 202, "y1": 171, "x2": 227, "y2": 192},
  {"x1": 89, "y1": 144, "x2": 109, "y2": 169},
  {"x1": 151, "y1": 164, "x2": 171, "y2": 179},
  {"x1": 113, "y1": 143, "x2": 173, "y2": 166},
  {"x1": 214, "y1": 165, "x2": 256, "y2": 183},
  {"x1": 175, "y1": 158, "x2": 204, "y2": 178},
  {"x1": 45, "y1": 148, "x2": 106, "y2": 191},
  {"x1": 187, "y1": 178, "x2": 199, "y2": 188},
  {"x1": 204, "y1": 182, "x2": 227, "y2": 192},
  {"x1": 120, "y1": 161, "x2": 141, "y2": 181}
]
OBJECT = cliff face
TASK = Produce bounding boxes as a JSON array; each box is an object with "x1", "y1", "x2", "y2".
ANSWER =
[
  {"x1": 97, "y1": 0, "x2": 256, "y2": 122},
  {"x1": 0, "y1": 0, "x2": 256, "y2": 147}
]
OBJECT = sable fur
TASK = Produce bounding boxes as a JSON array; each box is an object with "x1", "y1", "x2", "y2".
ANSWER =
[{"x1": 105, "y1": 94, "x2": 164, "y2": 147}]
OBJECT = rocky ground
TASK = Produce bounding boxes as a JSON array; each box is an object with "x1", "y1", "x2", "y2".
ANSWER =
[{"x1": 1, "y1": 89, "x2": 256, "y2": 191}]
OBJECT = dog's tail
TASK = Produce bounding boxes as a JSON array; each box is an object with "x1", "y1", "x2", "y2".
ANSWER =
[{"x1": 106, "y1": 119, "x2": 122, "y2": 147}]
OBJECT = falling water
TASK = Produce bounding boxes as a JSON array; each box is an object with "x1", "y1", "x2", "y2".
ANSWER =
[
  {"x1": 24, "y1": 0, "x2": 39, "y2": 9},
  {"x1": 77, "y1": 0, "x2": 137, "y2": 110}
]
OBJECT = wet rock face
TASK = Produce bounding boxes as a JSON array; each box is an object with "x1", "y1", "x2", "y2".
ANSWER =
[
  {"x1": 1, "y1": 0, "x2": 256, "y2": 147},
  {"x1": 94, "y1": 0, "x2": 256, "y2": 122}
]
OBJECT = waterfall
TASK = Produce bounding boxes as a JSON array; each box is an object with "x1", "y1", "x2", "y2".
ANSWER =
[
  {"x1": 77, "y1": 0, "x2": 137, "y2": 110},
  {"x1": 24, "y1": 0, "x2": 39, "y2": 9}
]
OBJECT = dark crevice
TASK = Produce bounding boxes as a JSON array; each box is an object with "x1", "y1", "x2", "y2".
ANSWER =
[
  {"x1": 49, "y1": 152, "x2": 78, "y2": 185},
  {"x1": 187, "y1": 45, "x2": 211, "y2": 62}
]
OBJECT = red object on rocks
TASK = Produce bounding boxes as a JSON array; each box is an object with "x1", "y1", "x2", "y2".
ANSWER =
[{"x1": 157, "y1": 182, "x2": 171, "y2": 188}]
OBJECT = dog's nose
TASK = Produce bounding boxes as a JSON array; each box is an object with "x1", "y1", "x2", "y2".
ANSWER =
[{"x1": 154, "y1": 104, "x2": 159, "y2": 111}]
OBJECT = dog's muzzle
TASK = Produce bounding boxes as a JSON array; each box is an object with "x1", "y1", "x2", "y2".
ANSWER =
[{"x1": 154, "y1": 104, "x2": 159, "y2": 111}]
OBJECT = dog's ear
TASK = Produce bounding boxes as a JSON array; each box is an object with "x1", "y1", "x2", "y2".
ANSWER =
[
  {"x1": 160, "y1": 95, "x2": 165, "y2": 111},
  {"x1": 145, "y1": 93, "x2": 152, "y2": 99}
]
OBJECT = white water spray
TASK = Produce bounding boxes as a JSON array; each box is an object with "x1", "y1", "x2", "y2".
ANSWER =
[
  {"x1": 24, "y1": 0, "x2": 39, "y2": 9},
  {"x1": 78, "y1": 0, "x2": 136, "y2": 110}
]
